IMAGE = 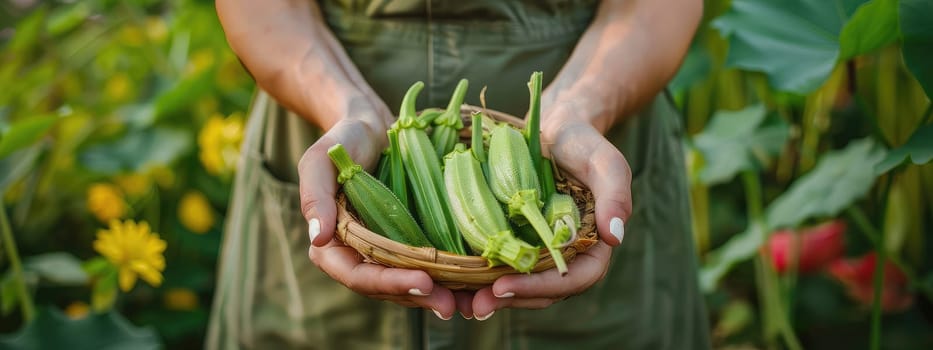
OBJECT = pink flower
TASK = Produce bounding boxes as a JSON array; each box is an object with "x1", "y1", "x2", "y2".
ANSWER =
[{"x1": 765, "y1": 220, "x2": 846, "y2": 274}]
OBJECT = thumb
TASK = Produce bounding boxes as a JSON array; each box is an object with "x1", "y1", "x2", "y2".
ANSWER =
[
  {"x1": 299, "y1": 135, "x2": 340, "y2": 247},
  {"x1": 583, "y1": 141, "x2": 633, "y2": 246},
  {"x1": 547, "y1": 123, "x2": 632, "y2": 247}
]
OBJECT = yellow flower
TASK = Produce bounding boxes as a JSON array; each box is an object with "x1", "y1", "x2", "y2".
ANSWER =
[
  {"x1": 147, "y1": 165, "x2": 176, "y2": 189},
  {"x1": 185, "y1": 49, "x2": 216, "y2": 77},
  {"x1": 120, "y1": 25, "x2": 145, "y2": 46},
  {"x1": 178, "y1": 191, "x2": 215, "y2": 234},
  {"x1": 64, "y1": 301, "x2": 90, "y2": 319},
  {"x1": 198, "y1": 113, "x2": 244, "y2": 177},
  {"x1": 93, "y1": 220, "x2": 167, "y2": 292},
  {"x1": 104, "y1": 73, "x2": 133, "y2": 102},
  {"x1": 114, "y1": 173, "x2": 152, "y2": 197},
  {"x1": 145, "y1": 17, "x2": 168, "y2": 43},
  {"x1": 87, "y1": 183, "x2": 127, "y2": 223},
  {"x1": 163, "y1": 288, "x2": 199, "y2": 311}
]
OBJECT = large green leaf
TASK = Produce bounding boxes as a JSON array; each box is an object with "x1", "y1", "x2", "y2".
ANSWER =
[
  {"x1": 46, "y1": 2, "x2": 92, "y2": 37},
  {"x1": 713, "y1": 0, "x2": 866, "y2": 93},
  {"x1": 700, "y1": 222, "x2": 767, "y2": 292},
  {"x1": 23, "y1": 252, "x2": 88, "y2": 286},
  {"x1": 0, "y1": 308, "x2": 161, "y2": 350},
  {"x1": 693, "y1": 105, "x2": 789, "y2": 185},
  {"x1": 874, "y1": 123, "x2": 933, "y2": 174},
  {"x1": 78, "y1": 127, "x2": 192, "y2": 174},
  {"x1": 0, "y1": 114, "x2": 58, "y2": 159},
  {"x1": 767, "y1": 138, "x2": 885, "y2": 229},
  {"x1": 7, "y1": 6, "x2": 47, "y2": 54},
  {"x1": 839, "y1": 0, "x2": 900, "y2": 59},
  {"x1": 900, "y1": 0, "x2": 933, "y2": 99}
]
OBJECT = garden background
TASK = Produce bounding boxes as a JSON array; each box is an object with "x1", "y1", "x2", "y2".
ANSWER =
[{"x1": 1, "y1": 0, "x2": 931, "y2": 349}]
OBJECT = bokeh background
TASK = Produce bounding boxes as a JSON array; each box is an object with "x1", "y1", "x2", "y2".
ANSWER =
[{"x1": 1, "y1": 0, "x2": 931, "y2": 349}]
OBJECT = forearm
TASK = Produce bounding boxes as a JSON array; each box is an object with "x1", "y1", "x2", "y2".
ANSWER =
[
  {"x1": 543, "y1": 0, "x2": 702, "y2": 133},
  {"x1": 216, "y1": 0, "x2": 391, "y2": 131}
]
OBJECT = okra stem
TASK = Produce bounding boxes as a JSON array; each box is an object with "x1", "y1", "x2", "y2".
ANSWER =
[
  {"x1": 432, "y1": 79, "x2": 469, "y2": 158},
  {"x1": 417, "y1": 108, "x2": 444, "y2": 125},
  {"x1": 328, "y1": 144, "x2": 363, "y2": 184},
  {"x1": 482, "y1": 231, "x2": 539, "y2": 273},
  {"x1": 520, "y1": 201, "x2": 568, "y2": 275},
  {"x1": 509, "y1": 190, "x2": 568, "y2": 275},
  {"x1": 470, "y1": 112, "x2": 489, "y2": 177},
  {"x1": 525, "y1": 72, "x2": 544, "y2": 183}
]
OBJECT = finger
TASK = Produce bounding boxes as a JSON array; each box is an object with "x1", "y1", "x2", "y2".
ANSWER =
[
  {"x1": 454, "y1": 291, "x2": 474, "y2": 319},
  {"x1": 471, "y1": 288, "x2": 559, "y2": 319},
  {"x1": 373, "y1": 283, "x2": 458, "y2": 320},
  {"x1": 298, "y1": 134, "x2": 340, "y2": 247},
  {"x1": 309, "y1": 240, "x2": 435, "y2": 296},
  {"x1": 547, "y1": 124, "x2": 632, "y2": 246},
  {"x1": 490, "y1": 242, "x2": 612, "y2": 299},
  {"x1": 585, "y1": 142, "x2": 633, "y2": 246},
  {"x1": 299, "y1": 120, "x2": 387, "y2": 247},
  {"x1": 471, "y1": 287, "x2": 499, "y2": 320}
]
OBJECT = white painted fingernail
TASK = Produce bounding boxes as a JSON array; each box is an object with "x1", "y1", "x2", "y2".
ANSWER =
[
  {"x1": 408, "y1": 288, "x2": 428, "y2": 296},
  {"x1": 494, "y1": 291, "x2": 514, "y2": 298},
  {"x1": 433, "y1": 309, "x2": 451, "y2": 321},
  {"x1": 308, "y1": 218, "x2": 320, "y2": 242},
  {"x1": 460, "y1": 312, "x2": 473, "y2": 320},
  {"x1": 475, "y1": 310, "x2": 495, "y2": 321},
  {"x1": 610, "y1": 217, "x2": 624, "y2": 244}
]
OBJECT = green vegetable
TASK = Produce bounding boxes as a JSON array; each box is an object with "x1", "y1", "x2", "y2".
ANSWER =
[
  {"x1": 487, "y1": 124, "x2": 568, "y2": 275},
  {"x1": 386, "y1": 129, "x2": 409, "y2": 210},
  {"x1": 544, "y1": 193, "x2": 580, "y2": 245},
  {"x1": 444, "y1": 144, "x2": 539, "y2": 272},
  {"x1": 524, "y1": 72, "x2": 545, "y2": 190},
  {"x1": 392, "y1": 82, "x2": 467, "y2": 254},
  {"x1": 327, "y1": 144, "x2": 432, "y2": 247},
  {"x1": 431, "y1": 79, "x2": 469, "y2": 159}
]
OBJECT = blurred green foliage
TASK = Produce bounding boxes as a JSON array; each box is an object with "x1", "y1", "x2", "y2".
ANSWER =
[{"x1": 1, "y1": 0, "x2": 252, "y2": 347}]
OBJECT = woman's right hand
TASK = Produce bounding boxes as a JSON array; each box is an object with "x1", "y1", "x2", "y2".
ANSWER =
[{"x1": 298, "y1": 113, "x2": 461, "y2": 320}]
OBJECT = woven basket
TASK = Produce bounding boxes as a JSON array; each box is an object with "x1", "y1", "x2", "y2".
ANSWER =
[{"x1": 335, "y1": 105, "x2": 598, "y2": 290}]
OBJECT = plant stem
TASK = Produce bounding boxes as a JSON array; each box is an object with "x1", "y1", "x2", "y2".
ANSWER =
[
  {"x1": 871, "y1": 247, "x2": 885, "y2": 350},
  {"x1": 689, "y1": 182, "x2": 710, "y2": 254},
  {"x1": 0, "y1": 205, "x2": 35, "y2": 322},
  {"x1": 742, "y1": 171, "x2": 802, "y2": 350},
  {"x1": 741, "y1": 171, "x2": 763, "y2": 221},
  {"x1": 517, "y1": 198, "x2": 567, "y2": 275}
]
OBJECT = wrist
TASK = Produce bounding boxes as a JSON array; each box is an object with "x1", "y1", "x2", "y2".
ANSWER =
[
  {"x1": 291, "y1": 60, "x2": 393, "y2": 132},
  {"x1": 541, "y1": 78, "x2": 626, "y2": 136}
]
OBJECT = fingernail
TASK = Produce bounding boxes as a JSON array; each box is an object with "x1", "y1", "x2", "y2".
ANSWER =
[
  {"x1": 494, "y1": 291, "x2": 514, "y2": 298},
  {"x1": 460, "y1": 312, "x2": 473, "y2": 320},
  {"x1": 433, "y1": 309, "x2": 451, "y2": 321},
  {"x1": 475, "y1": 310, "x2": 495, "y2": 321},
  {"x1": 408, "y1": 288, "x2": 429, "y2": 296},
  {"x1": 610, "y1": 217, "x2": 624, "y2": 244},
  {"x1": 308, "y1": 218, "x2": 320, "y2": 242}
]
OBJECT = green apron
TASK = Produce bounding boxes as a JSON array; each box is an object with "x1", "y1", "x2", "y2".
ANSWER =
[{"x1": 206, "y1": 1, "x2": 711, "y2": 349}]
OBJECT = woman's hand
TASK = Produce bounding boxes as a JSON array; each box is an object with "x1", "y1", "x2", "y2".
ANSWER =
[
  {"x1": 470, "y1": 101, "x2": 633, "y2": 319},
  {"x1": 298, "y1": 114, "x2": 460, "y2": 320}
]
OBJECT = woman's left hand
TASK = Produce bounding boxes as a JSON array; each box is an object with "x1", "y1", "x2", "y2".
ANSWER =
[{"x1": 469, "y1": 102, "x2": 633, "y2": 320}]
